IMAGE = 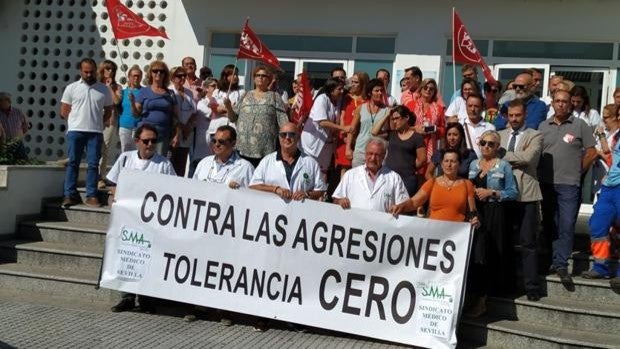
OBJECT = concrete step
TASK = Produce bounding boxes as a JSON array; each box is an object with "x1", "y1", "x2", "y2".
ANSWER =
[
  {"x1": 0, "y1": 240, "x2": 103, "y2": 275},
  {"x1": 569, "y1": 251, "x2": 619, "y2": 276},
  {"x1": 459, "y1": 316, "x2": 620, "y2": 349},
  {"x1": 43, "y1": 201, "x2": 110, "y2": 225},
  {"x1": 0, "y1": 262, "x2": 118, "y2": 303},
  {"x1": 487, "y1": 295, "x2": 620, "y2": 334},
  {"x1": 543, "y1": 274, "x2": 620, "y2": 304},
  {"x1": 19, "y1": 220, "x2": 108, "y2": 248}
]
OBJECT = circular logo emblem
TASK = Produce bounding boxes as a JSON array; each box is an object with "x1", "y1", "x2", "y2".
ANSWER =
[{"x1": 457, "y1": 26, "x2": 480, "y2": 63}]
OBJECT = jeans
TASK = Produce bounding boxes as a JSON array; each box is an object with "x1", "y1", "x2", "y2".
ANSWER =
[
  {"x1": 541, "y1": 183, "x2": 581, "y2": 270},
  {"x1": 64, "y1": 131, "x2": 103, "y2": 198}
]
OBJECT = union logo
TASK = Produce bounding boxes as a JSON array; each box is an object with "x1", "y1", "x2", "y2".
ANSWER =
[{"x1": 457, "y1": 25, "x2": 480, "y2": 63}]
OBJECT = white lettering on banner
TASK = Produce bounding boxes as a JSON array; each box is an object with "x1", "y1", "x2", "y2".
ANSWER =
[{"x1": 100, "y1": 169, "x2": 472, "y2": 349}]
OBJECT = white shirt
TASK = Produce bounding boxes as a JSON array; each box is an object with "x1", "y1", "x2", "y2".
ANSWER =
[
  {"x1": 213, "y1": 88, "x2": 245, "y2": 121},
  {"x1": 193, "y1": 151, "x2": 254, "y2": 188},
  {"x1": 250, "y1": 150, "x2": 327, "y2": 192},
  {"x1": 573, "y1": 109, "x2": 602, "y2": 128},
  {"x1": 172, "y1": 87, "x2": 197, "y2": 148},
  {"x1": 194, "y1": 98, "x2": 215, "y2": 160},
  {"x1": 332, "y1": 165, "x2": 409, "y2": 213},
  {"x1": 106, "y1": 150, "x2": 176, "y2": 184},
  {"x1": 301, "y1": 93, "x2": 338, "y2": 158},
  {"x1": 446, "y1": 96, "x2": 468, "y2": 123},
  {"x1": 463, "y1": 117, "x2": 496, "y2": 158},
  {"x1": 61, "y1": 79, "x2": 113, "y2": 133}
]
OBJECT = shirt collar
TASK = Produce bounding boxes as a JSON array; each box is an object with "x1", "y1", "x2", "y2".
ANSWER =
[
  {"x1": 216, "y1": 150, "x2": 239, "y2": 165},
  {"x1": 276, "y1": 148, "x2": 301, "y2": 162},
  {"x1": 548, "y1": 114, "x2": 574, "y2": 124}
]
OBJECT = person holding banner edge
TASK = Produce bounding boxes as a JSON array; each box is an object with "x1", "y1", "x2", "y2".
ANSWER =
[{"x1": 107, "y1": 123, "x2": 176, "y2": 314}]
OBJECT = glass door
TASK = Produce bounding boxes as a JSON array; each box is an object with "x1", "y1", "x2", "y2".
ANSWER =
[
  {"x1": 301, "y1": 59, "x2": 348, "y2": 90},
  {"x1": 493, "y1": 64, "x2": 550, "y2": 98},
  {"x1": 550, "y1": 67, "x2": 610, "y2": 112}
]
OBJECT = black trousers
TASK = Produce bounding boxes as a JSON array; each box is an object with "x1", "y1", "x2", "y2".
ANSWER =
[{"x1": 506, "y1": 201, "x2": 540, "y2": 293}]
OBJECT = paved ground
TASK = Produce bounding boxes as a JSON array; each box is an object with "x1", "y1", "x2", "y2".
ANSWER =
[{"x1": 0, "y1": 290, "x2": 408, "y2": 349}]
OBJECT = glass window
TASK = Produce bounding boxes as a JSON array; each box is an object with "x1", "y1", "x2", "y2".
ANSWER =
[
  {"x1": 211, "y1": 32, "x2": 353, "y2": 53},
  {"x1": 354, "y1": 60, "x2": 393, "y2": 80},
  {"x1": 441, "y1": 62, "x2": 459, "y2": 105},
  {"x1": 446, "y1": 39, "x2": 489, "y2": 56},
  {"x1": 356, "y1": 37, "x2": 395, "y2": 54},
  {"x1": 211, "y1": 33, "x2": 239, "y2": 49},
  {"x1": 208, "y1": 54, "x2": 247, "y2": 80},
  {"x1": 493, "y1": 41, "x2": 614, "y2": 60}
]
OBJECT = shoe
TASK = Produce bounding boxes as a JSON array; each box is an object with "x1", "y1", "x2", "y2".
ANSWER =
[
  {"x1": 98, "y1": 180, "x2": 107, "y2": 189},
  {"x1": 61, "y1": 196, "x2": 80, "y2": 208},
  {"x1": 465, "y1": 296, "x2": 487, "y2": 318},
  {"x1": 253, "y1": 320, "x2": 268, "y2": 332},
  {"x1": 556, "y1": 268, "x2": 573, "y2": 284},
  {"x1": 84, "y1": 197, "x2": 102, "y2": 208},
  {"x1": 110, "y1": 298, "x2": 135, "y2": 312},
  {"x1": 139, "y1": 304, "x2": 157, "y2": 314},
  {"x1": 581, "y1": 269, "x2": 610, "y2": 279},
  {"x1": 526, "y1": 292, "x2": 541, "y2": 302},
  {"x1": 184, "y1": 314, "x2": 197, "y2": 323},
  {"x1": 286, "y1": 322, "x2": 307, "y2": 333}
]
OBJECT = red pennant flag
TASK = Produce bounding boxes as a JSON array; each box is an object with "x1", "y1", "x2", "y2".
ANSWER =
[
  {"x1": 106, "y1": 0, "x2": 169, "y2": 39},
  {"x1": 291, "y1": 71, "x2": 313, "y2": 126},
  {"x1": 237, "y1": 20, "x2": 281, "y2": 70},
  {"x1": 452, "y1": 10, "x2": 496, "y2": 84}
]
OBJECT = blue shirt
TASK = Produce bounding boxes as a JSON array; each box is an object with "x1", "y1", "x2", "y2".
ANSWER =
[
  {"x1": 119, "y1": 87, "x2": 142, "y2": 129},
  {"x1": 494, "y1": 95, "x2": 547, "y2": 131},
  {"x1": 604, "y1": 134, "x2": 620, "y2": 187},
  {"x1": 136, "y1": 87, "x2": 176, "y2": 137},
  {"x1": 468, "y1": 158, "x2": 518, "y2": 201}
]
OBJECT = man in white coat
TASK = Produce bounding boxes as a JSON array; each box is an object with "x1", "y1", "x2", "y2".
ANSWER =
[
  {"x1": 250, "y1": 122, "x2": 327, "y2": 201},
  {"x1": 332, "y1": 137, "x2": 409, "y2": 212}
]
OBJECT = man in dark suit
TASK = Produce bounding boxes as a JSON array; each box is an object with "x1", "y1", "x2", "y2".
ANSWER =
[{"x1": 499, "y1": 98, "x2": 543, "y2": 301}]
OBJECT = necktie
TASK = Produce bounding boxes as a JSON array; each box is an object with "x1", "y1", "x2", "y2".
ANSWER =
[{"x1": 507, "y1": 130, "x2": 519, "y2": 152}]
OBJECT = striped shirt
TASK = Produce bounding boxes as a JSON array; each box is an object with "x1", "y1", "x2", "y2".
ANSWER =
[{"x1": 0, "y1": 107, "x2": 27, "y2": 140}]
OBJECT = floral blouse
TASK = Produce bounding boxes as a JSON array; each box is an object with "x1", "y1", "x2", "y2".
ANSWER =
[{"x1": 234, "y1": 90, "x2": 289, "y2": 159}]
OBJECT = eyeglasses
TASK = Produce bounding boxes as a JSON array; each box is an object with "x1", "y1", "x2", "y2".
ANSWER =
[
  {"x1": 129, "y1": 74, "x2": 141, "y2": 78},
  {"x1": 175, "y1": 74, "x2": 186, "y2": 78},
  {"x1": 139, "y1": 138, "x2": 157, "y2": 145},
  {"x1": 479, "y1": 140, "x2": 497, "y2": 148},
  {"x1": 151, "y1": 69, "x2": 165, "y2": 74},
  {"x1": 279, "y1": 131, "x2": 297, "y2": 139},
  {"x1": 255, "y1": 73, "x2": 269, "y2": 78},
  {"x1": 210, "y1": 138, "x2": 231, "y2": 145},
  {"x1": 513, "y1": 84, "x2": 527, "y2": 90}
]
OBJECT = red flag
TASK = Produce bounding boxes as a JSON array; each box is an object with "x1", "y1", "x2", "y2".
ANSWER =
[
  {"x1": 452, "y1": 10, "x2": 496, "y2": 84},
  {"x1": 106, "y1": 0, "x2": 169, "y2": 39},
  {"x1": 291, "y1": 71, "x2": 313, "y2": 126},
  {"x1": 237, "y1": 20, "x2": 281, "y2": 69}
]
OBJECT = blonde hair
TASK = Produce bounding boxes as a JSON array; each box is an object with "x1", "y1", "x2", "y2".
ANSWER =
[{"x1": 145, "y1": 60, "x2": 170, "y2": 87}]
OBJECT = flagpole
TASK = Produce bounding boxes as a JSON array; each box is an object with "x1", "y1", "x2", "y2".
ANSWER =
[
  {"x1": 452, "y1": 7, "x2": 457, "y2": 95},
  {"x1": 113, "y1": 41, "x2": 127, "y2": 73},
  {"x1": 226, "y1": 56, "x2": 239, "y2": 96}
]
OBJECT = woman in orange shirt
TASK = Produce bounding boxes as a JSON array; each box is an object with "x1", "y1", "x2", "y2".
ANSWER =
[{"x1": 390, "y1": 149, "x2": 479, "y2": 226}]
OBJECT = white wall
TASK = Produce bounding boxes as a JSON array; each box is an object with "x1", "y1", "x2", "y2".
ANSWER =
[{"x1": 0, "y1": 165, "x2": 65, "y2": 236}]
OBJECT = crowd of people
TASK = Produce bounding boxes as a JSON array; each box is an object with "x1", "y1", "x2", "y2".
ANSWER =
[{"x1": 55, "y1": 57, "x2": 620, "y2": 327}]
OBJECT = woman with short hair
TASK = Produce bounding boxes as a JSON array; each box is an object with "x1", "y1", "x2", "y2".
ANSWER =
[
  {"x1": 97, "y1": 60, "x2": 122, "y2": 187},
  {"x1": 169, "y1": 66, "x2": 197, "y2": 176},
  {"x1": 118, "y1": 65, "x2": 143, "y2": 152}
]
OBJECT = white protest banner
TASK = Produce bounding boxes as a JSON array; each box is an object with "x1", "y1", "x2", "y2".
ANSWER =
[{"x1": 100, "y1": 169, "x2": 473, "y2": 348}]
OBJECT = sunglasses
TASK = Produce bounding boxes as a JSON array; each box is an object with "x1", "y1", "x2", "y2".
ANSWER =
[
  {"x1": 175, "y1": 74, "x2": 186, "y2": 78},
  {"x1": 139, "y1": 138, "x2": 157, "y2": 145},
  {"x1": 423, "y1": 85, "x2": 436, "y2": 91},
  {"x1": 279, "y1": 131, "x2": 297, "y2": 139},
  {"x1": 513, "y1": 84, "x2": 527, "y2": 90},
  {"x1": 255, "y1": 73, "x2": 269, "y2": 78},
  {"x1": 129, "y1": 74, "x2": 141, "y2": 78},
  {"x1": 479, "y1": 140, "x2": 497, "y2": 148},
  {"x1": 151, "y1": 69, "x2": 165, "y2": 74},
  {"x1": 210, "y1": 138, "x2": 231, "y2": 145}
]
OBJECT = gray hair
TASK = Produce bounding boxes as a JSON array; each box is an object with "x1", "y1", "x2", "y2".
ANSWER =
[{"x1": 366, "y1": 137, "x2": 388, "y2": 152}]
